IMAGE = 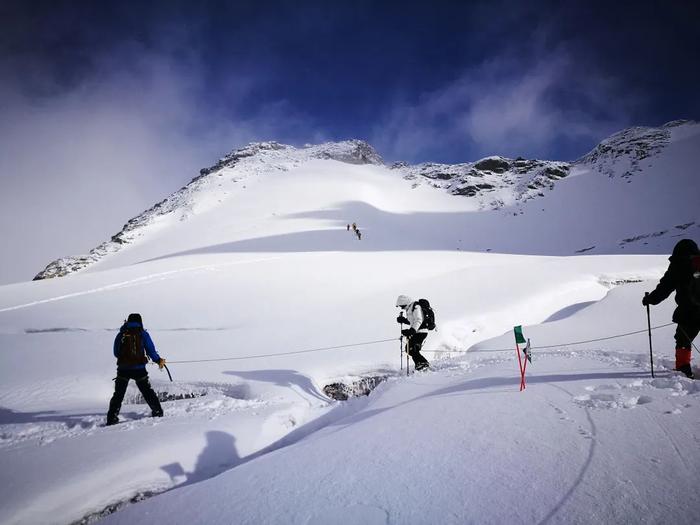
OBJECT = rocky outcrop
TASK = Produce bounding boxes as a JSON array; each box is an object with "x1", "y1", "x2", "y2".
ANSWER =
[
  {"x1": 395, "y1": 155, "x2": 571, "y2": 209},
  {"x1": 573, "y1": 121, "x2": 697, "y2": 178}
]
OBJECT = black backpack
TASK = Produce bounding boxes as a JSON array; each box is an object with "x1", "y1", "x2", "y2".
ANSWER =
[
  {"x1": 690, "y1": 255, "x2": 700, "y2": 306},
  {"x1": 415, "y1": 299, "x2": 436, "y2": 330},
  {"x1": 117, "y1": 326, "x2": 147, "y2": 367}
]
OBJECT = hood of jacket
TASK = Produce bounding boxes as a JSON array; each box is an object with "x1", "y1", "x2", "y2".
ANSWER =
[
  {"x1": 396, "y1": 295, "x2": 413, "y2": 308},
  {"x1": 121, "y1": 321, "x2": 144, "y2": 331},
  {"x1": 670, "y1": 239, "x2": 699, "y2": 262}
]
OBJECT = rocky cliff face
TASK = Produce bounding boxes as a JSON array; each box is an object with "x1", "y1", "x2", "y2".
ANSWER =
[
  {"x1": 394, "y1": 155, "x2": 570, "y2": 210},
  {"x1": 574, "y1": 121, "x2": 685, "y2": 178}
]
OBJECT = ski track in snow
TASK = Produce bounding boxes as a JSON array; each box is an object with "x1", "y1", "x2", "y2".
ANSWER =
[{"x1": 0, "y1": 255, "x2": 282, "y2": 313}]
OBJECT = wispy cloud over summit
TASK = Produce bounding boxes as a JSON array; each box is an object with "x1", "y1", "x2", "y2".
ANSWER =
[{"x1": 374, "y1": 47, "x2": 641, "y2": 163}]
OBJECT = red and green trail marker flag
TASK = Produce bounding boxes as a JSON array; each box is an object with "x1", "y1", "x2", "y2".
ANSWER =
[{"x1": 513, "y1": 325, "x2": 532, "y2": 391}]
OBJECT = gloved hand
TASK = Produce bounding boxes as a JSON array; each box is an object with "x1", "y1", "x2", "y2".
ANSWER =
[
  {"x1": 402, "y1": 328, "x2": 416, "y2": 338},
  {"x1": 642, "y1": 294, "x2": 650, "y2": 306},
  {"x1": 396, "y1": 315, "x2": 409, "y2": 325},
  {"x1": 158, "y1": 358, "x2": 166, "y2": 370}
]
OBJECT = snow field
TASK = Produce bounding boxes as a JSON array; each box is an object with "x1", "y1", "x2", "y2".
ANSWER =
[
  {"x1": 103, "y1": 348, "x2": 699, "y2": 525},
  {"x1": 2, "y1": 246, "x2": 696, "y2": 524},
  {"x1": 1, "y1": 127, "x2": 699, "y2": 523}
]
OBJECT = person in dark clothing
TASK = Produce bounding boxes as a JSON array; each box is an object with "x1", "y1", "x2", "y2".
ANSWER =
[
  {"x1": 106, "y1": 313, "x2": 166, "y2": 425},
  {"x1": 396, "y1": 294, "x2": 430, "y2": 370},
  {"x1": 643, "y1": 239, "x2": 700, "y2": 379}
]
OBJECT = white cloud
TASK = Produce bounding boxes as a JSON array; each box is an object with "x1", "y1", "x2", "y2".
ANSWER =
[
  {"x1": 373, "y1": 48, "x2": 640, "y2": 162},
  {"x1": 0, "y1": 46, "x2": 317, "y2": 284}
]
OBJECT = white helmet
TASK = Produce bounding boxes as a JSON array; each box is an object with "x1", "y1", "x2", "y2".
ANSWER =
[{"x1": 396, "y1": 295, "x2": 413, "y2": 308}]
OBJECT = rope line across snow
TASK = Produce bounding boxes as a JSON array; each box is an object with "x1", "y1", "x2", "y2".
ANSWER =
[
  {"x1": 164, "y1": 323, "x2": 676, "y2": 364},
  {"x1": 427, "y1": 322, "x2": 676, "y2": 354},
  {"x1": 167, "y1": 337, "x2": 399, "y2": 364}
]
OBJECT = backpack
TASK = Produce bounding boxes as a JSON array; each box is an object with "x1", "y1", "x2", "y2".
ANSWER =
[
  {"x1": 689, "y1": 255, "x2": 700, "y2": 306},
  {"x1": 117, "y1": 326, "x2": 147, "y2": 367},
  {"x1": 415, "y1": 299, "x2": 436, "y2": 330}
]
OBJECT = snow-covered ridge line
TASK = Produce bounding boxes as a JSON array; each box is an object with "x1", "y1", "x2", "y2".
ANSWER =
[
  {"x1": 199, "y1": 139, "x2": 383, "y2": 177},
  {"x1": 32, "y1": 121, "x2": 696, "y2": 280},
  {"x1": 33, "y1": 140, "x2": 382, "y2": 280},
  {"x1": 575, "y1": 119, "x2": 698, "y2": 178}
]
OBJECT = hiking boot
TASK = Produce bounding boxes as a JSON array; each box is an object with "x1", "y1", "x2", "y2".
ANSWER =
[
  {"x1": 676, "y1": 364, "x2": 695, "y2": 379},
  {"x1": 151, "y1": 409, "x2": 163, "y2": 417},
  {"x1": 106, "y1": 416, "x2": 119, "y2": 426},
  {"x1": 675, "y1": 348, "x2": 694, "y2": 379},
  {"x1": 415, "y1": 363, "x2": 430, "y2": 371}
]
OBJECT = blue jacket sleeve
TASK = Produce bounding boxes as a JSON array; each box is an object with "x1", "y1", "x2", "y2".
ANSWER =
[
  {"x1": 142, "y1": 331, "x2": 161, "y2": 362},
  {"x1": 113, "y1": 333, "x2": 121, "y2": 358}
]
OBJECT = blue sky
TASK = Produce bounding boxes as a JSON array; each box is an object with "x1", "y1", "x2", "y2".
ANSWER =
[
  {"x1": 0, "y1": 0, "x2": 698, "y2": 282},
  {"x1": 3, "y1": 0, "x2": 698, "y2": 163}
]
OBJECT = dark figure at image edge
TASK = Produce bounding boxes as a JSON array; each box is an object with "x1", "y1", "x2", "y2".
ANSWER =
[
  {"x1": 106, "y1": 313, "x2": 167, "y2": 425},
  {"x1": 643, "y1": 239, "x2": 700, "y2": 379},
  {"x1": 396, "y1": 294, "x2": 431, "y2": 371}
]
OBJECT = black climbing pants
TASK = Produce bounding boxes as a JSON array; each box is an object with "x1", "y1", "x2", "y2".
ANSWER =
[
  {"x1": 107, "y1": 369, "x2": 162, "y2": 421},
  {"x1": 407, "y1": 333, "x2": 430, "y2": 368}
]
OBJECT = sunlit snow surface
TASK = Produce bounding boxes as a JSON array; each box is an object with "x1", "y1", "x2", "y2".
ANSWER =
[{"x1": 1, "y1": 123, "x2": 699, "y2": 524}]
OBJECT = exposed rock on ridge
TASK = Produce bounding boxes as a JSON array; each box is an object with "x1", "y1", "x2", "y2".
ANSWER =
[{"x1": 396, "y1": 155, "x2": 571, "y2": 209}]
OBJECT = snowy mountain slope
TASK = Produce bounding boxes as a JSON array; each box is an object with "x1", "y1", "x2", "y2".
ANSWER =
[
  {"x1": 1, "y1": 121, "x2": 699, "y2": 524},
  {"x1": 33, "y1": 120, "x2": 700, "y2": 280},
  {"x1": 33, "y1": 140, "x2": 384, "y2": 279},
  {"x1": 1, "y1": 246, "x2": 690, "y2": 525}
]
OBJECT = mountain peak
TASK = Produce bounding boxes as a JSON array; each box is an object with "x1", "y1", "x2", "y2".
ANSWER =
[
  {"x1": 574, "y1": 121, "x2": 693, "y2": 178},
  {"x1": 200, "y1": 139, "x2": 382, "y2": 177},
  {"x1": 305, "y1": 139, "x2": 383, "y2": 165}
]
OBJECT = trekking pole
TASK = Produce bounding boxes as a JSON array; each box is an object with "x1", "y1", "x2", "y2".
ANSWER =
[
  {"x1": 645, "y1": 293, "x2": 655, "y2": 378},
  {"x1": 406, "y1": 339, "x2": 410, "y2": 376},
  {"x1": 400, "y1": 334, "x2": 403, "y2": 371},
  {"x1": 163, "y1": 364, "x2": 173, "y2": 382}
]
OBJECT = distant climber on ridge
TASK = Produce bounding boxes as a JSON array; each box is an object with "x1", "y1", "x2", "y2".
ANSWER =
[
  {"x1": 643, "y1": 239, "x2": 700, "y2": 379},
  {"x1": 106, "y1": 313, "x2": 166, "y2": 425}
]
